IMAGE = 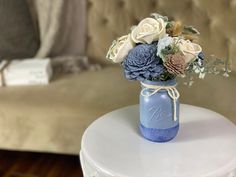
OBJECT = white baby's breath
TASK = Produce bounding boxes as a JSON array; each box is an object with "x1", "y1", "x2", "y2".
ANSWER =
[
  {"x1": 199, "y1": 72, "x2": 206, "y2": 79},
  {"x1": 157, "y1": 35, "x2": 174, "y2": 61}
]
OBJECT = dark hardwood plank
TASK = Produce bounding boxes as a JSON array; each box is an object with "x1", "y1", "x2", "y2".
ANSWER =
[{"x1": 0, "y1": 150, "x2": 83, "y2": 177}]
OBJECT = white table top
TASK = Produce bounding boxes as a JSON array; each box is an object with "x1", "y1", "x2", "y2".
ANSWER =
[{"x1": 80, "y1": 104, "x2": 236, "y2": 177}]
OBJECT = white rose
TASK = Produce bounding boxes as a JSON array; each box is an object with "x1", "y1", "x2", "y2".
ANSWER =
[
  {"x1": 176, "y1": 39, "x2": 202, "y2": 63},
  {"x1": 131, "y1": 17, "x2": 166, "y2": 44},
  {"x1": 106, "y1": 34, "x2": 134, "y2": 63}
]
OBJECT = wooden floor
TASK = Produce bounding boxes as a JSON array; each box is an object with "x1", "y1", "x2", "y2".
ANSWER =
[{"x1": 0, "y1": 150, "x2": 83, "y2": 177}]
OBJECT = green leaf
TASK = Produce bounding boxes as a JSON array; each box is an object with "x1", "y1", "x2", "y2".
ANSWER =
[
  {"x1": 166, "y1": 22, "x2": 173, "y2": 29},
  {"x1": 160, "y1": 44, "x2": 180, "y2": 58},
  {"x1": 150, "y1": 13, "x2": 168, "y2": 22},
  {"x1": 183, "y1": 26, "x2": 200, "y2": 35}
]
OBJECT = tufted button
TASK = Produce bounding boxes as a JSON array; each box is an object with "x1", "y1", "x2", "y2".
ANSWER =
[
  {"x1": 117, "y1": 0, "x2": 125, "y2": 8},
  {"x1": 225, "y1": 37, "x2": 234, "y2": 47},
  {"x1": 87, "y1": 36, "x2": 92, "y2": 43},
  {"x1": 133, "y1": 17, "x2": 140, "y2": 25},
  {"x1": 150, "y1": 0, "x2": 157, "y2": 7},
  {"x1": 204, "y1": 15, "x2": 212, "y2": 28},
  {"x1": 186, "y1": 0, "x2": 200, "y2": 9},
  {"x1": 101, "y1": 18, "x2": 109, "y2": 25},
  {"x1": 87, "y1": 0, "x2": 93, "y2": 9},
  {"x1": 187, "y1": 0, "x2": 194, "y2": 9}
]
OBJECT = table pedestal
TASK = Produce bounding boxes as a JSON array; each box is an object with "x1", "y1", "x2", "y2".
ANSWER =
[{"x1": 80, "y1": 104, "x2": 236, "y2": 177}]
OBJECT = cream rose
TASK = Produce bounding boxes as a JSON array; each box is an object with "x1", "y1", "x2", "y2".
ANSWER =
[
  {"x1": 106, "y1": 34, "x2": 134, "y2": 63},
  {"x1": 176, "y1": 39, "x2": 202, "y2": 63},
  {"x1": 131, "y1": 17, "x2": 166, "y2": 44}
]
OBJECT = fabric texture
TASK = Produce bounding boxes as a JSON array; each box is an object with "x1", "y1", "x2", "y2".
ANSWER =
[
  {"x1": 87, "y1": 0, "x2": 236, "y2": 72},
  {"x1": 0, "y1": 0, "x2": 39, "y2": 59},
  {"x1": 0, "y1": 67, "x2": 139, "y2": 154},
  {"x1": 51, "y1": 55, "x2": 101, "y2": 76},
  {"x1": 0, "y1": 0, "x2": 235, "y2": 155},
  {"x1": 28, "y1": 0, "x2": 86, "y2": 58},
  {"x1": 0, "y1": 67, "x2": 235, "y2": 154}
]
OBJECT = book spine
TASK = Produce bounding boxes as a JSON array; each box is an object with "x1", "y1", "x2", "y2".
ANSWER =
[
  {"x1": 4, "y1": 69, "x2": 47, "y2": 77},
  {"x1": 0, "y1": 60, "x2": 10, "y2": 87},
  {"x1": 5, "y1": 78, "x2": 50, "y2": 86},
  {"x1": 2, "y1": 59, "x2": 52, "y2": 86}
]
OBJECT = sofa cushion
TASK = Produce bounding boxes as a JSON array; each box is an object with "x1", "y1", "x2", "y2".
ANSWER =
[
  {"x1": 0, "y1": 0, "x2": 39, "y2": 59},
  {"x1": 178, "y1": 73, "x2": 236, "y2": 125},
  {"x1": 0, "y1": 66, "x2": 235, "y2": 154},
  {"x1": 0, "y1": 66, "x2": 139, "y2": 154}
]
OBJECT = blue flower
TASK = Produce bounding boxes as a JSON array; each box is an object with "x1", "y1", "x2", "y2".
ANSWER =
[
  {"x1": 123, "y1": 43, "x2": 166, "y2": 81},
  {"x1": 197, "y1": 52, "x2": 205, "y2": 66},
  {"x1": 198, "y1": 52, "x2": 205, "y2": 60}
]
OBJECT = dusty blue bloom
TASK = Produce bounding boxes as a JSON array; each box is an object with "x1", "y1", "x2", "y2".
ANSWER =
[
  {"x1": 198, "y1": 52, "x2": 204, "y2": 60},
  {"x1": 123, "y1": 43, "x2": 166, "y2": 81},
  {"x1": 197, "y1": 52, "x2": 204, "y2": 66}
]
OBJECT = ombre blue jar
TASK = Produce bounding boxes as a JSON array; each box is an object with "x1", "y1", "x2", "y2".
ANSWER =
[{"x1": 139, "y1": 79, "x2": 180, "y2": 142}]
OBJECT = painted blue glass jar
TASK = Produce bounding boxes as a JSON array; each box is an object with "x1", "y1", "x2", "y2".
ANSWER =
[{"x1": 139, "y1": 79, "x2": 180, "y2": 142}]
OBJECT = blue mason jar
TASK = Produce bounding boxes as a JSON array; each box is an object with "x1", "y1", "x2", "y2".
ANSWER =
[{"x1": 139, "y1": 79, "x2": 180, "y2": 142}]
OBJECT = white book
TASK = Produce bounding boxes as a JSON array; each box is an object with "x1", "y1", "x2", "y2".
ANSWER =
[
  {"x1": 4, "y1": 74, "x2": 50, "y2": 83},
  {"x1": 0, "y1": 60, "x2": 8, "y2": 86},
  {"x1": 4, "y1": 72, "x2": 48, "y2": 80},
  {"x1": 5, "y1": 78, "x2": 49, "y2": 86},
  {"x1": 4, "y1": 58, "x2": 51, "y2": 73},
  {"x1": 3, "y1": 58, "x2": 52, "y2": 86}
]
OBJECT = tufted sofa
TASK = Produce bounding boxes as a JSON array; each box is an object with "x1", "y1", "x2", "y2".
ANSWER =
[{"x1": 0, "y1": 0, "x2": 235, "y2": 155}]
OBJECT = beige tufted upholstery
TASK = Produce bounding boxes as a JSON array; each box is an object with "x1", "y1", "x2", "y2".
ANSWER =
[
  {"x1": 1, "y1": 0, "x2": 236, "y2": 155},
  {"x1": 87, "y1": 0, "x2": 236, "y2": 71}
]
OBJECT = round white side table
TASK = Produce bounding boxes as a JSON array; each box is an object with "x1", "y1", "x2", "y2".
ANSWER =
[{"x1": 80, "y1": 104, "x2": 236, "y2": 177}]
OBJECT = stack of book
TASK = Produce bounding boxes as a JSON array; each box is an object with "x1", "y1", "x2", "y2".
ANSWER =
[{"x1": 0, "y1": 59, "x2": 52, "y2": 86}]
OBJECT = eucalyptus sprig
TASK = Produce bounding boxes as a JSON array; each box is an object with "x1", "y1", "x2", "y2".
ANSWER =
[
  {"x1": 182, "y1": 26, "x2": 200, "y2": 35},
  {"x1": 161, "y1": 43, "x2": 180, "y2": 59},
  {"x1": 151, "y1": 13, "x2": 168, "y2": 22}
]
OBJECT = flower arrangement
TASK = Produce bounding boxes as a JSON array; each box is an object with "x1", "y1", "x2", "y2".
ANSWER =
[{"x1": 106, "y1": 13, "x2": 230, "y2": 85}]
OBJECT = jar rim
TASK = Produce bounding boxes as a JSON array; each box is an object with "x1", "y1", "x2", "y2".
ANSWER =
[{"x1": 141, "y1": 79, "x2": 177, "y2": 86}]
